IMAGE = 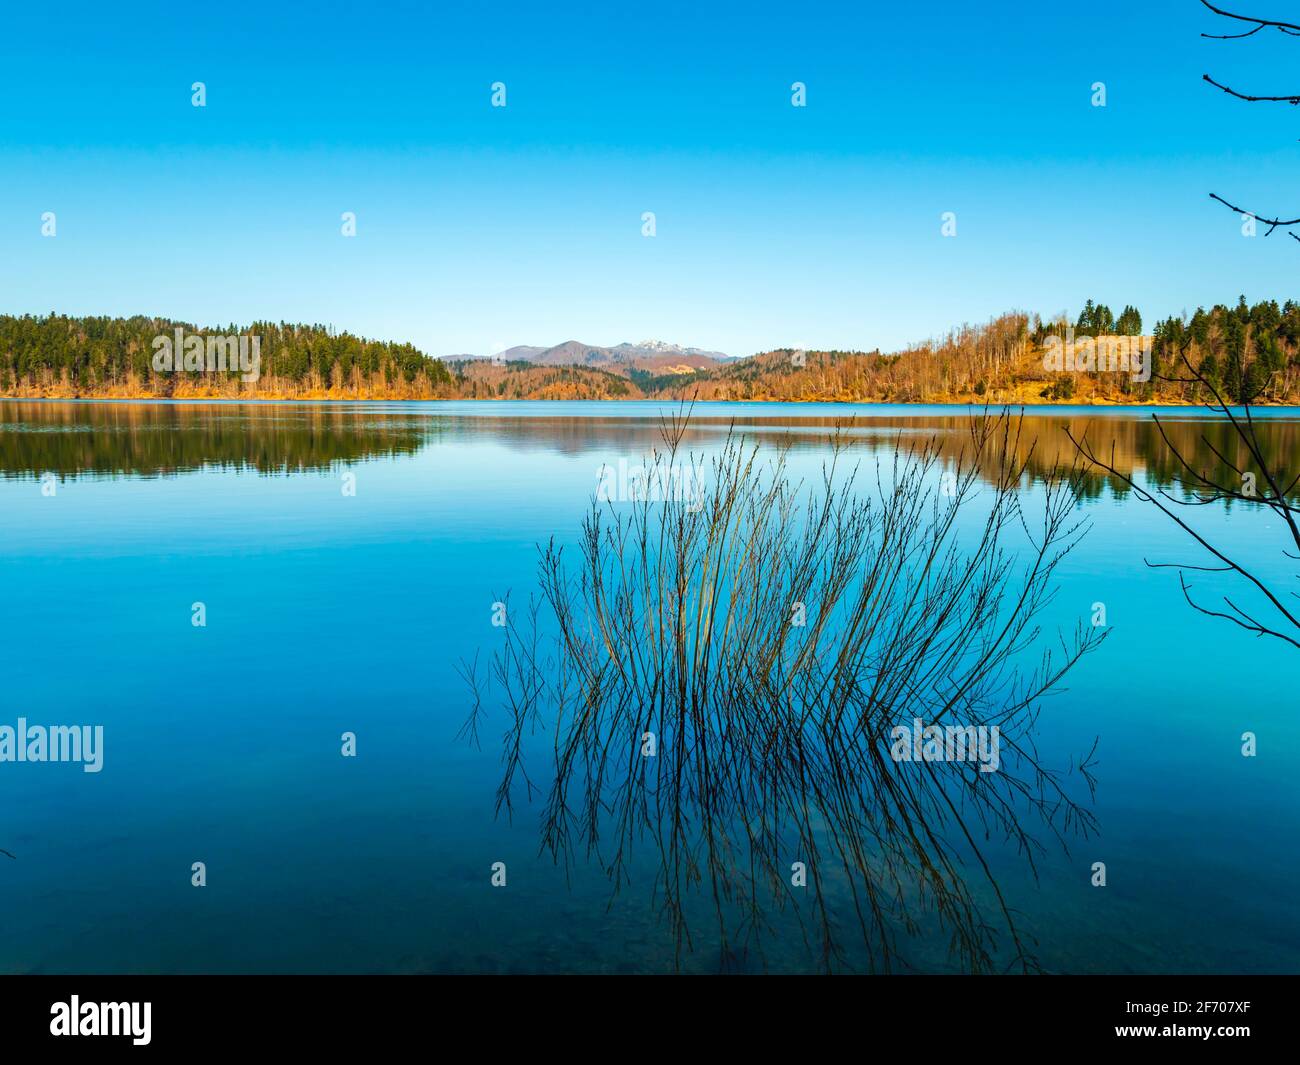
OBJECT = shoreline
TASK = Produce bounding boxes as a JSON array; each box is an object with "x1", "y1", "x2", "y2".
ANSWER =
[{"x1": 2, "y1": 393, "x2": 1297, "y2": 409}]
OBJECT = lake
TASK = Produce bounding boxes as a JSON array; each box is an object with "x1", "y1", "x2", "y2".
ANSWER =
[{"x1": 1, "y1": 400, "x2": 1297, "y2": 974}]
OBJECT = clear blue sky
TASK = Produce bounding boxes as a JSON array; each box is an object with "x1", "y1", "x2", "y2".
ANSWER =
[{"x1": 1, "y1": 0, "x2": 1296, "y2": 357}]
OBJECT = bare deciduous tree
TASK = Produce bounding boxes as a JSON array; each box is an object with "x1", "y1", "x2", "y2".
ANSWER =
[
  {"x1": 1202, "y1": 1, "x2": 1300, "y2": 241},
  {"x1": 1067, "y1": 342, "x2": 1300, "y2": 648},
  {"x1": 1064, "y1": 5, "x2": 1300, "y2": 649}
]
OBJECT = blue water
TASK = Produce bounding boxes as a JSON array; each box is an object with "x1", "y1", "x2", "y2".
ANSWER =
[{"x1": 1, "y1": 400, "x2": 1297, "y2": 974}]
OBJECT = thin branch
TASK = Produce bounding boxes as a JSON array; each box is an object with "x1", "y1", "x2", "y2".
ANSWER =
[
  {"x1": 1066, "y1": 422, "x2": 1300, "y2": 648},
  {"x1": 1208, "y1": 192, "x2": 1300, "y2": 235},
  {"x1": 1199, "y1": 1, "x2": 1300, "y2": 37},
  {"x1": 1202, "y1": 74, "x2": 1300, "y2": 105},
  {"x1": 1178, "y1": 573, "x2": 1300, "y2": 648}
]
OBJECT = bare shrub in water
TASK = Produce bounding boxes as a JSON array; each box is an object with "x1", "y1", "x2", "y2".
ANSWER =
[{"x1": 464, "y1": 408, "x2": 1105, "y2": 972}]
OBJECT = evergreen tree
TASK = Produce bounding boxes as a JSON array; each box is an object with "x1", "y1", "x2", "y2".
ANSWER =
[{"x1": 1115, "y1": 305, "x2": 1143, "y2": 336}]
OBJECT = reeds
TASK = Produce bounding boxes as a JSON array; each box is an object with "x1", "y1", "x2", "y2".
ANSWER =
[{"x1": 465, "y1": 407, "x2": 1105, "y2": 972}]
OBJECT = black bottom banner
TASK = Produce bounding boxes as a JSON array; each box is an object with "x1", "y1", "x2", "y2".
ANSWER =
[{"x1": 0, "y1": 974, "x2": 1290, "y2": 1053}]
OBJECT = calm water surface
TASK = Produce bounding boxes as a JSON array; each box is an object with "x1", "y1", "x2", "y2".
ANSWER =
[{"x1": 1, "y1": 400, "x2": 1297, "y2": 973}]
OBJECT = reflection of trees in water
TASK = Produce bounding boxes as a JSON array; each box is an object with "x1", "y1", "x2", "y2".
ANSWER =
[
  {"x1": 465, "y1": 411, "x2": 1106, "y2": 973},
  {"x1": 0, "y1": 401, "x2": 433, "y2": 478},
  {"x1": 4, "y1": 402, "x2": 1296, "y2": 500},
  {"x1": 437, "y1": 410, "x2": 1300, "y2": 502}
]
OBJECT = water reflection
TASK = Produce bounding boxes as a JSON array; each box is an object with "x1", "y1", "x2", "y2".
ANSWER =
[
  {"x1": 0, "y1": 401, "x2": 432, "y2": 478},
  {"x1": 465, "y1": 411, "x2": 1105, "y2": 972},
  {"x1": 2, "y1": 401, "x2": 1298, "y2": 504}
]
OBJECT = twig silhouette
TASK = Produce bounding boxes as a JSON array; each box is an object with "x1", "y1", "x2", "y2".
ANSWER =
[{"x1": 467, "y1": 407, "x2": 1105, "y2": 972}]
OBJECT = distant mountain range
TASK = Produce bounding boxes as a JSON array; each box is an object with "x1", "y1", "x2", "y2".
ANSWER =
[{"x1": 449, "y1": 339, "x2": 734, "y2": 377}]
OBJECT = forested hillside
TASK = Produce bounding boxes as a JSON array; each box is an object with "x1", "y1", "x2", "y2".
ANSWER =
[
  {"x1": 3, "y1": 299, "x2": 1299, "y2": 403},
  {"x1": 648, "y1": 299, "x2": 1300, "y2": 404},
  {"x1": 0, "y1": 316, "x2": 453, "y2": 398}
]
